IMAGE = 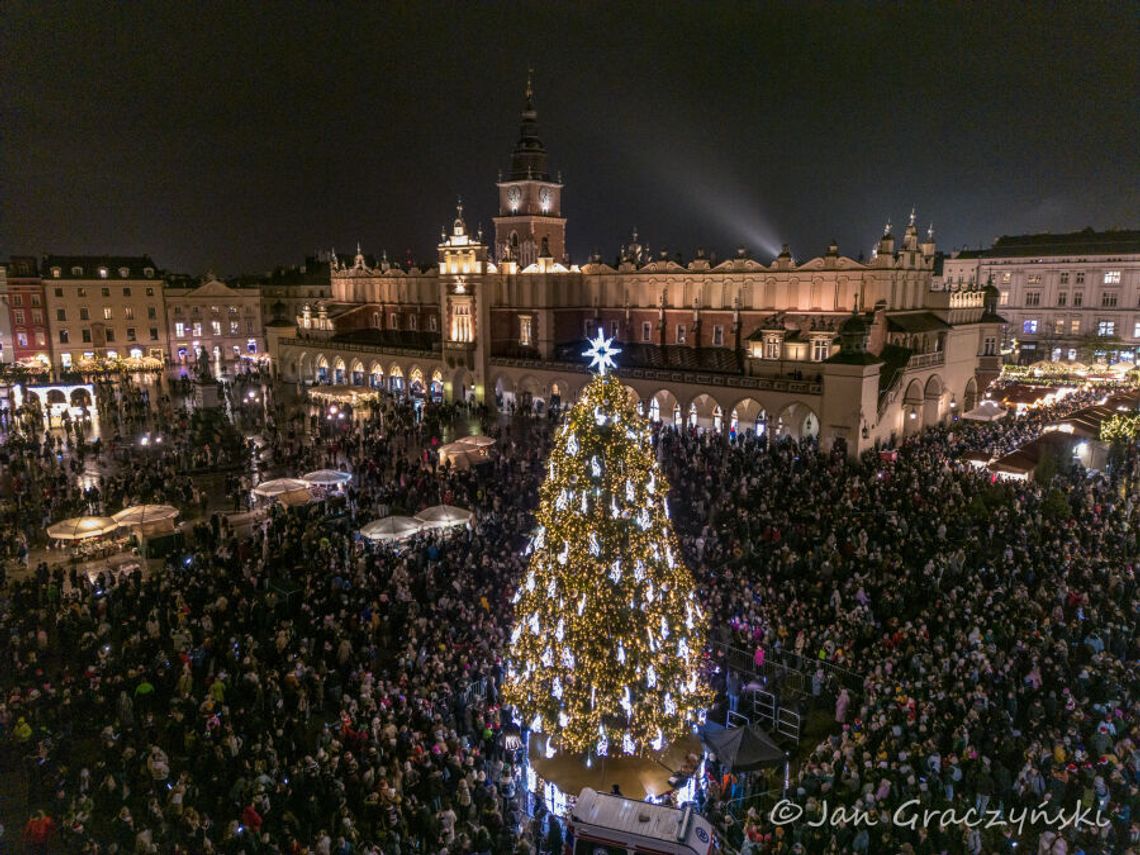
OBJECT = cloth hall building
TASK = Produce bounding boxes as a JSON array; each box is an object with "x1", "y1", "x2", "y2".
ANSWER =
[{"x1": 269, "y1": 83, "x2": 1003, "y2": 455}]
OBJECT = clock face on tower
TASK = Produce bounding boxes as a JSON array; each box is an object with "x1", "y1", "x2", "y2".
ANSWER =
[
  {"x1": 507, "y1": 186, "x2": 522, "y2": 210},
  {"x1": 539, "y1": 187, "x2": 551, "y2": 210}
]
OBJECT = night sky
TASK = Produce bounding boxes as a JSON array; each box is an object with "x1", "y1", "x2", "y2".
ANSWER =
[{"x1": 3, "y1": 2, "x2": 1137, "y2": 275}]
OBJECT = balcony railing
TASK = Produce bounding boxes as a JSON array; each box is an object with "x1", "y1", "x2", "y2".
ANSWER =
[
  {"x1": 906, "y1": 350, "x2": 945, "y2": 370},
  {"x1": 488, "y1": 355, "x2": 822, "y2": 395},
  {"x1": 279, "y1": 337, "x2": 441, "y2": 360}
]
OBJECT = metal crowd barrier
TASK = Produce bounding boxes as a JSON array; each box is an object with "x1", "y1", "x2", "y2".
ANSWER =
[{"x1": 712, "y1": 641, "x2": 863, "y2": 695}]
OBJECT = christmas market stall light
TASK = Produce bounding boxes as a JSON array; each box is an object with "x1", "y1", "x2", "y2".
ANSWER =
[
  {"x1": 1100, "y1": 412, "x2": 1140, "y2": 444},
  {"x1": 503, "y1": 332, "x2": 713, "y2": 759}
]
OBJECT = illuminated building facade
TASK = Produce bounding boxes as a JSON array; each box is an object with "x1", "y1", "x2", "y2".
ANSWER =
[
  {"x1": 3, "y1": 259, "x2": 49, "y2": 369},
  {"x1": 41, "y1": 255, "x2": 168, "y2": 372},
  {"x1": 4, "y1": 257, "x2": 50, "y2": 369},
  {"x1": 253, "y1": 255, "x2": 333, "y2": 332},
  {"x1": 164, "y1": 277, "x2": 265, "y2": 370},
  {"x1": 272, "y1": 83, "x2": 1003, "y2": 454},
  {"x1": 942, "y1": 229, "x2": 1140, "y2": 364}
]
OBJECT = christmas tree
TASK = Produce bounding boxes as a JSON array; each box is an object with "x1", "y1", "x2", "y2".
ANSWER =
[{"x1": 504, "y1": 332, "x2": 711, "y2": 757}]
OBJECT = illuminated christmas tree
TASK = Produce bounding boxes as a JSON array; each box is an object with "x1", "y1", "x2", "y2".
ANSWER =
[{"x1": 504, "y1": 331, "x2": 711, "y2": 757}]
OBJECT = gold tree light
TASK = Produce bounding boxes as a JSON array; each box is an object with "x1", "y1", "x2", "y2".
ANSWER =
[{"x1": 503, "y1": 332, "x2": 712, "y2": 756}]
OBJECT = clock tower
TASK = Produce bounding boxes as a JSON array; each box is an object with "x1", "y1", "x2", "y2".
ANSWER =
[{"x1": 493, "y1": 71, "x2": 566, "y2": 267}]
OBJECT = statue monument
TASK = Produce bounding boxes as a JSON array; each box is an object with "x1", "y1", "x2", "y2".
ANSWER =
[{"x1": 194, "y1": 346, "x2": 222, "y2": 409}]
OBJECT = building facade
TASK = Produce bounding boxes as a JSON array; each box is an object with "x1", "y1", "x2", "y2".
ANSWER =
[
  {"x1": 943, "y1": 229, "x2": 1140, "y2": 364},
  {"x1": 271, "y1": 83, "x2": 1002, "y2": 455},
  {"x1": 4, "y1": 256, "x2": 50, "y2": 370},
  {"x1": 164, "y1": 277, "x2": 264, "y2": 370},
  {"x1": 0, "y1": 264, "x2": 11, "y2": 367},
  {"x1": 254, "y1": 256, "x2": 332, "y2": 330},
  {"x1": 41, "y1": 255, "x2": 167, "y2": 372}
]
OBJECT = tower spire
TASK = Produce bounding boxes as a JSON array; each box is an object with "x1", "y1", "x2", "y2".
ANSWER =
[{"x1": 507, "y1": 69, "x2": 549, "y2": 181}]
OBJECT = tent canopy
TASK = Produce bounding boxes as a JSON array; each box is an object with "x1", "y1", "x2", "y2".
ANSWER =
[
  {"x1": 253, "y1": 478, "x2": 311, "y2": 497},
  {"x1": 962, "y1": 399, "x2": 1008, "y2": 422},
  {"x1": 700, "y1": 724, "x2": 786, "y2": 772},
  {"x1": 415, "y1": 504, "x2": 474, "y2": 529},
  {"x1": 456, "y1": 434, "x2": 495, "y2": 448},
  {"x1": 360, "y1": 516, "x2": 424, "y2": 541},
  {"x1": 302, "y1": 469, "x2": 352, "y2": 486},
  {"x1": 47, "y1": 516, "x2": 120, "y2": 541},
  {"x1": 112, "y1": 504, "x2": 180, "y2": 526}
]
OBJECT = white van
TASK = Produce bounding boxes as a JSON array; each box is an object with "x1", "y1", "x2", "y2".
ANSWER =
[{"x1": 567, "y1": 788, "x2": 716, "y2": 855}]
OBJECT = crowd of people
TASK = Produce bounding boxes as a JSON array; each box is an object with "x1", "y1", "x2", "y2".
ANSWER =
[
  {"x1": 1, "y1": 376, "x2": 563, "y2": 853},
  {"x1": 0, "y1": 371, "x2": 1136, "y2": 853},
  {"x1": 661, "y1": 395, "x2": 1138, "y2": 853}
]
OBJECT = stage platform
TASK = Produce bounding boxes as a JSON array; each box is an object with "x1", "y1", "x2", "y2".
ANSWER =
[{"x1": 528, "y1": 732, "x2": 702, "y2": 801}]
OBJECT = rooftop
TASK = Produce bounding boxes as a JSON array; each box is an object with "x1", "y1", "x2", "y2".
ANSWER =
[
  {"x1": 42, "y1": 255, "x2": 160, "y2": 280},
  {"x1": 963, "y1": 228, "x2": 1140, "y2": 259}
]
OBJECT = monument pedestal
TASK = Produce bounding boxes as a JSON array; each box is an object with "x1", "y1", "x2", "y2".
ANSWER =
[{"x1": 194, "y1": 380, "x2": 221, "y2": 409}]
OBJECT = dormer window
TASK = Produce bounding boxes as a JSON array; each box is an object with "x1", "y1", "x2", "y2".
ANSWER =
[
  {"x1": 51, "y1": 267, "x2": 61, "y2": 278},
  {"x1": 71, "y1": 266, "x2": 84, "y2": 276},
  {"x1": 143, "y1": 267, "x2": 155, "y2": 278},
  {"x1": 119, "y1": 267, "x2": 130, "y2": 277},
  {"x1": 98, "y1": 267, "x2": 108, "y2": 278}
]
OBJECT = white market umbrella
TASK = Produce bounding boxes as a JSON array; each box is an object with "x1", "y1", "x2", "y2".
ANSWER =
[
  {"x1": 47, "y1": 516, "x2": 120, "y2": 541},
  {"x1": 456, "y1": 434, "x2": 495, "y2": 449},
  {"x1": 415, "y1": 504, "x2": 474, "y2": 529},
  {"x1": 302, "y1": 469, "x2": 353, "y2": 486},
  {"x1": 112, "y1": 504, "x2": 180, "y2": 527},
  {"x1": 359, "y1": 516, "x2": 424, "y2": 541},
  {"x1": 253, "y1": 478, "x2": 311, "y2": 497}
]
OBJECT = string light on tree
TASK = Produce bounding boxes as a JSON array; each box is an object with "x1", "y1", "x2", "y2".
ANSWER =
[{"x1": 503, "y1": 337, "x2": 711, "y2": 756}]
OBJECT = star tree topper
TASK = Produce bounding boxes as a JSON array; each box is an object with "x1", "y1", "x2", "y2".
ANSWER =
[{"x1": 583, "y1": 329, "x2": 622, "y2": 375}]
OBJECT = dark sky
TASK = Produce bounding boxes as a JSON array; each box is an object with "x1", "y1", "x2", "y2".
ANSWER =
[{"x1": 4, "y1": 2, "x2": 1138, "y2": 275}]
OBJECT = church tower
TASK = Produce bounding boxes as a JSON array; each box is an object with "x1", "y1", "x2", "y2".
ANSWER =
[{"x1": 493, "y1": 71, "x2": 566, "y2": 267}]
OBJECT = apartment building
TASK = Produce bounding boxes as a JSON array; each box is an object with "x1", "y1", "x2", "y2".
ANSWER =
[
  {"x1": 943, "y1": 229, "x2": 1140, "y2": 363},
  {"x1": 41, "y1": 255, "x2": 167, "y2": 371}
]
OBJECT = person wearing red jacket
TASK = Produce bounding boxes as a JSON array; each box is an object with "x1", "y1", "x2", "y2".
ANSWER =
[
  {"x1": 23, "y1": 809, "x2": 56, "y2": 854},
  {"x1": 241, "y1": 801, "x2": 264, "y2": 835}
]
